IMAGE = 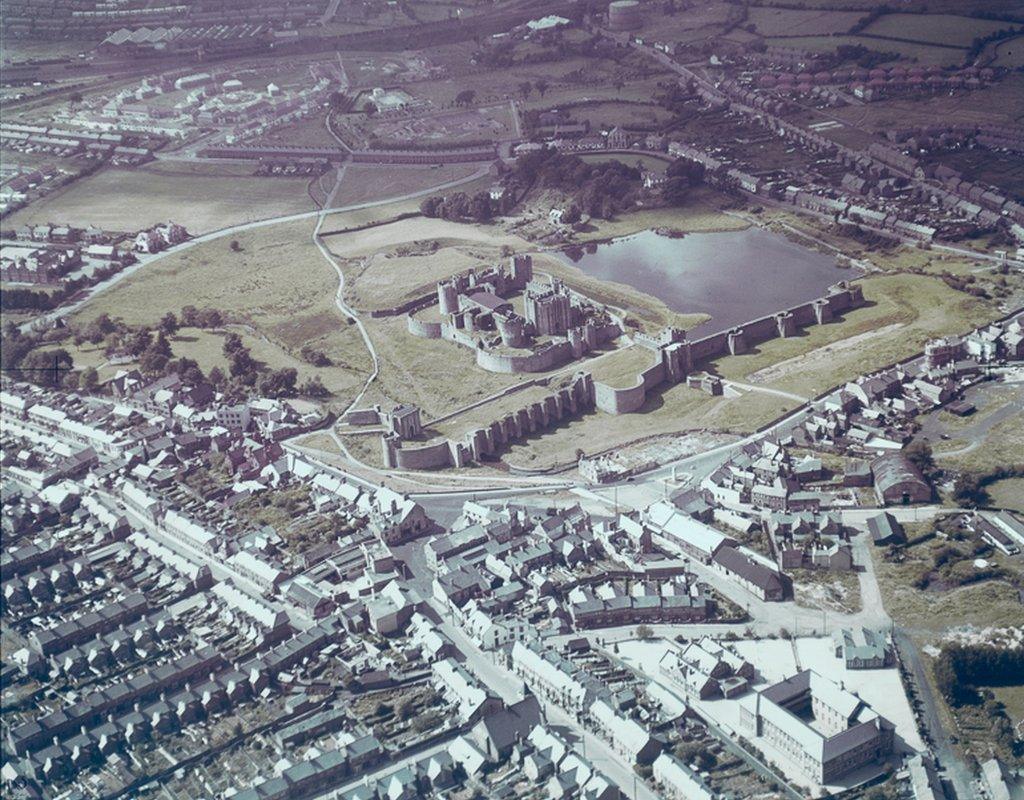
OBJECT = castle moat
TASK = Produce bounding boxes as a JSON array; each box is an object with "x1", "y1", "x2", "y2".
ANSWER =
[{"x1": 556, "y1": 228, "x2": 859, "y2": 336}]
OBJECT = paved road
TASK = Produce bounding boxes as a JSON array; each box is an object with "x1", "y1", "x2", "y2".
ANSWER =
[{"x1": 894, "y1": 629, "x2": 975, "y2": 800}]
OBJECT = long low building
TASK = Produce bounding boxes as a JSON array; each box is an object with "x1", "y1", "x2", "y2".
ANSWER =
[
  {"x1": 711, "y1": 546, "x2": 791, "y2": 601},
  {"x1": 645, "y1": 501, "x2": 736, "y2": 561}
]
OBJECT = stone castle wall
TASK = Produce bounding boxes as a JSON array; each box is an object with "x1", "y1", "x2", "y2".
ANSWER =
[
  {"x1": 382, "y1": 373, "x2": 595, "y2": 470},
  {"x1": 386, "y1": 282, "x2": 866, "y2": 468},
  {"x1": 594, "y1": 359, "x2": 665, "y2": 414},
  {"x1": 590, "y1": 282, "x2": 866, "y2": 415}
]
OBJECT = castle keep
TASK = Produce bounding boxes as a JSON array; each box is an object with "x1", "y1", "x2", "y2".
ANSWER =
[{"x1": 407, "y1": 255, "x2": 622, "y2": 374}]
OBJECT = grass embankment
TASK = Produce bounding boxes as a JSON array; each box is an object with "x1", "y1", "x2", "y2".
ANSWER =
[{"x1": 707, "y1": 272, "x2": 1000, "y2": 399}]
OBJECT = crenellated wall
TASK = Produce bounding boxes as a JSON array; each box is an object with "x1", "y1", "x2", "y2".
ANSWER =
[
  {"x1": 369, "y1": 293, "x2": 436, "y2": 319},
  {"x1": 474, "y1": 341, "x2": 575, "y2": 374},
  {"x1": 388, "y1": 438, "x2": 457, "y2": 470}
]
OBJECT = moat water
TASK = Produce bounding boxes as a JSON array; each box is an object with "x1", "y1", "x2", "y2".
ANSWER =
[{"x1": 556, "y1": 228, "x2": 857, "y2": 337}]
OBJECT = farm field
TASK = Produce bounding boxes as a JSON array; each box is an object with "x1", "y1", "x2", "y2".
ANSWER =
[
  {"x1": 563, "y1": 100, "x2": 675, "y2": 131},
  {"x1": 861, "y1": 13, "x2": 1009, "y2": 47},
  {"x1": 250, "y1": 114, "x2": 342, "y2": 149},
  {"x1": 707, "y1": 272, "x2": 1001, "y2": 399},
  {"x1": 2, "y1": 162, "x2": 316, "y2": 235},
  {"x1": 746, "y1": 6, "x2": 861, "y2": 36},
  {"x1": 987, "y1": 479, "x2": 1024, "y2": 513},
  {"x1": 991, "y1": 35, "x2": 1024, "y2": 68},
  {"x1": 765, "y1": 35, "x2": 967, "y2": 65},
  {"x1": 330, "y1": 163, "x2": 487, "y2": 209},
  {"x1": 632, "y1": 3, "x2": 735, "y2": 40},
  {"x1": 829, "y1": 74, "x2": 1024, "y2": 132}
]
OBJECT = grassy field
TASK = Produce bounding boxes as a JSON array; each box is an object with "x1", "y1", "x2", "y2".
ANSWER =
[
  {"x1": 870, "y1": 544, "x2": 1024, "y2": 632},
  {"x1": 765, "y1": 34, "x2": 966, "y2": 65},
  {"x1": 3, "y1": 162, "x2": 315, "y2": 235},
  {"x1": 504, "y1": 384, "x2": 796, "y2": 471},
  {"x1": 987, "y1": 479, "x2": 1024, "y2": 512},
  {"x1": 632, "y1": 4, "x2": 734, "y2": 40},
  {"x1": 251, "y1": 115, "x2": 341, "y2": 149},
  {"x1": 992, "y1": 35, "x2": 1024, "y2": 68},
  {"x1": 934, "y1": 410, "x2": 1024, "y2": 474},
  {"x1": 588, "y1": 346, "x2": 657, "y2": 387},
  {"x1": 331, "y1": 163, "x2": 485, "y2": 209},
  {"x1": 706, "y1": 272, "x2": 1000, "y2": 399},
  {"x1": 357, "y1": 314, "x2": 524, "y2": 419},
  {"x1": 566, "y1": 100, "x2": 675, "y2": 131},
  {"x1": 61, "y1": 326, "x2": 366, "y2": 398},
  {"x1": 747, "y1": 6, "x2": 862, "y2": 36},
  {"x1": 578, "y1": 153, "x2": 670, "y2": 173},
  {"x1": 861, "y1": 13, "x2": 1010, "y2": 47},
  {"x1": 433, "y1": 384, "x2": 556, "y2": 439},
  {"x1": 992, "y1": 685, "x2": 1024, "y2": 726},
  {"x1": 69, "y1": 219, "x2": 372, "y2": 406}
]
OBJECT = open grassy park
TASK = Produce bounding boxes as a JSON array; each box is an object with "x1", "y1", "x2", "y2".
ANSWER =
[{"x1": 69, "y1": 218, "x2": 372, "y2": 408}]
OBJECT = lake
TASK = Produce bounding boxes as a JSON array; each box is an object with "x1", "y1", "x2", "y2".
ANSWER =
[{"x1": 556, "y1": 228, "x2": 857, "y2": 337}]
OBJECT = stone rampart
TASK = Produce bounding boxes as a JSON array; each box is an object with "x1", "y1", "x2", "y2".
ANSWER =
[{"x1": 406, "y1": 315, "x2": 444, "y2": 339}]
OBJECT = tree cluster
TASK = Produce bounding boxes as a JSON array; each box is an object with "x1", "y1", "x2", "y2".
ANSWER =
[
  {"x1": 506, "y1": 146, "x2": 645, "y2": 219},
  {"x1": 420, "y1": 191, "x2": 501, "y2": 222},
  {"x1": 0, "y1": 262, "x2": 121, "y2": 311},
  {"x1": 934, "y1": 643, "x2": 1024, "y2": 707},
  {"x1": 663, "y1": 157, "x2": 706, "y2": 206}
]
